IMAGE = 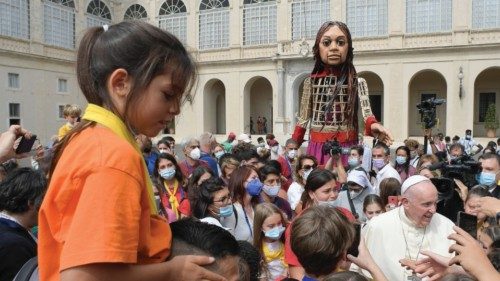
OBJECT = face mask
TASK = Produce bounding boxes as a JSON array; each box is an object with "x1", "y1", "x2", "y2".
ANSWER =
[
  {"x1": 410, "y1": 151, "x2": 417, "y2": 159},
  {"x1": 303, "y1": 168, "x2": 313, "y2": 181},
  {"x1": 318, "y1": 200, "x2": 337, "y2": 208},
  {"x1": 262, "y1": 184, "x2": 281, "y2": 197},
  {"x1": 219, "y1": 205, "x2": 234, "y2": 218},
  {"x1": 450, "y1": 155, "x2": 457, "y2": 161},
  {"x1": 479, "y1": 172, "x2": 496, "y2": 186},
  {"x1": 214, "y1": 151, "x2": 225, "y2": 160},
  {"x1": 271, "y1": 146, "x2": 279, "y2": 153},
  {"x1": 287, "y1": 149, "x2": 297, "y2": 159},
  {"x1": 372, "y1": 159, "x2": 386, "y2": 170},
  {"x1": 465, "y1": 135, "x2": 471, "y2": 140},
  {"x1": 159, "y1": 167, "x2": 176, "y2": 180},
  {"x1": 159, "y1": 148, "x2": 169, "y2": 154},
  {"x1": 190, "y1": 147, "x2": 201, "y2": 160},
  {"x1": 348, "y1": 157, "x2": 359, "y2": 168},
  {"x1": 396, "y1": 156, "x2": 407, "y2": 165},
  {"x1": 264, "y1": 226, "x2": 285, "y2": 240},
  {"x1": 246, "y1": 179, "x2": 263, "y2": 196}
]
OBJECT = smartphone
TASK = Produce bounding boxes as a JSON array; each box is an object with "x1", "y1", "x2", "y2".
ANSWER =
[
  {"x1": 15, "y1": 135, "x2": 37, "y2": 154},
  {"x1": 388, "y1": 196, "x2": 400, "y2": 206},
  {"x1": 347, "y1": 223, "x2": 361, "y2": 257},
  {"x1": 457, "y1": 211, "x2": 477, "y2": 239}
]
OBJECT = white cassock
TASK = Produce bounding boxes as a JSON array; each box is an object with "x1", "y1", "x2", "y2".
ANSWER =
[{"x1": 363, "y1": 207, "x2": 455, "y2": 281}]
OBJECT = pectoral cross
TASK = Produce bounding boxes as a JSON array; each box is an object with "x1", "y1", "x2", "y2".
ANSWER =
[{"x1": 407, "y1": 274, "x2": 422, "y2": 281}]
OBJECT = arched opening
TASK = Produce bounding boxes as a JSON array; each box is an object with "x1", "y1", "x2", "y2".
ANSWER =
[
  {"x1": 203, "y1": 79, "x2": 226, "y2": 134},
  {"x1": 358, "y1": 71, "x2": 384, "y2": 123},
  {"x1": 473, "y1": 67, "x2": 500, "y2": 137},
  {"x1": 408, "y1": 70, "x2": 447, "y2": 136},
  {"x1": 245, "y1": 77, "x2": 273, "y2": 135}
]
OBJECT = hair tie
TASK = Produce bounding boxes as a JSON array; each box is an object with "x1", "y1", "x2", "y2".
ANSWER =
[{"x1": 103, "y1": 24, "x2": 109, "y2": 32}]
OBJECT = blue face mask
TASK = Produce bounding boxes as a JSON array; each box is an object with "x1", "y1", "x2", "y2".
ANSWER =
[
  {"x1": 246, "y1": 179, "x2": 263, "y2": 196},
  {"x1": 263, "y1": 184, "x2": 281, "y2": 197},
  {"x1": 159, "y1": 167, "x2": 176, "y2": 180},
  {"x1": 479, "y1": 172, "x2": 496, "y2": 186},
  {"x1": 348, "y1": 157, "x2": 359, "y2": 168},
  {"x1": 264, "y1": 226, "x2": 285, "y2": 240},
  {"x1": 219, "y1": 205, "x2": 234, "y2": 218},
  {"x1": 214, "y1": 151, "x2": 225, "y2": 160},
  {"x1": 396, "y1": 156, "x2": 407, "y2": 165}
]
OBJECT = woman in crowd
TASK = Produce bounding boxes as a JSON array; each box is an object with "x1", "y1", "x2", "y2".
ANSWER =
[
  {"x1": 178, "y1": 166, "x2": 213, "y2": 218},
  {"x1": 259, "y1": 165, "x2": 293, "y2": 219},
  {"x1": 394, "y1": 146, "x2": 416, "y2": 182},
  {"x1": 153, "y1": 153, "x2": 186, "y2": 220},
  {"x1": 224, "y1": 165, "x2": 262, "y2": 243},
  {"x1": 287, "y1": 155, "x2": 318, "y2": 213},
  {"x1": 219, "y1": 153, "x2": 240, "y2": 185},
  {"x1": 363, "y1": 194, "x2": 384, "y2": 222},
  {"x1": 190, "y1": 177, "x2": 234, "y2": 231}
]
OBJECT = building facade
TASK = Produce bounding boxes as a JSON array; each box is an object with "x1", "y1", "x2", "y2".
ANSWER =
[{"x1": 1, "y1": 0, "x2": 499, "y2": 145}]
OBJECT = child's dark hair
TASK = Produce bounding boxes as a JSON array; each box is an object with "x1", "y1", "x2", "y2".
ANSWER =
[
  {"x1": 300, "y1": 169, "x2": 337, "y2": 209},
  {"x1": 50, "y1": 21, "x2": 196, "y2": 179},
  {"x1": 363, "y1": 194, "x2": 383, "y2": 213}
]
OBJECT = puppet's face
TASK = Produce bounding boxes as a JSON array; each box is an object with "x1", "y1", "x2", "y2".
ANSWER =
[{"x1": 319, "y1": 25, "x2": 348, "y2": 66}]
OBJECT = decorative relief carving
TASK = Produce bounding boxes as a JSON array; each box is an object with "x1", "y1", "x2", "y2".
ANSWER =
[
  {"x1": 0, "y1": 38, "x2": 30, "y2": 53},
  {"x1": 353, "y1": 37, "x2": 389, "y2": 51},
  {"x1": 470, "y1": 30, "x2": 500, "y2": 45},
  {"x1": 197, "y1": 50, "x2": 232, "y2": 62},
  {"x1": 242, "y1": 45, "x2": 276, "y2": 59},
  {"x1": 403, "y1": 33, "x2": 453, "y2": 48}
]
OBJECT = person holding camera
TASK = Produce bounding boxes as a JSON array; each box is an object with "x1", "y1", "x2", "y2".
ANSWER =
[{"x1": 459, "y1": 129, "x2": 483, "y2": 156}]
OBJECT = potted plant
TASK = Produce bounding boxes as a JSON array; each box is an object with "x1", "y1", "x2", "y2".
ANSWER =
[{"x1": 484, "y1": 103, "x2": 499, "y2": 138}]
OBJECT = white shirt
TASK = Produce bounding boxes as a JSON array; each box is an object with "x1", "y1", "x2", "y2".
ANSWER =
[
  {"x1": 373, "y1": 164, "x2": 401, "y2": 194},
  {"x1": 459, "y1": 137, "x2": 478, "y2": 155},
  {"x1": 363, "y1": 207, "x2": 455, "y2": 281},
  {"x1": 221, "y1": 202, "x2": 253, "y2": 243},
  {"x1": 287, "y1": 182, "x2": 304, "y2": 211}
]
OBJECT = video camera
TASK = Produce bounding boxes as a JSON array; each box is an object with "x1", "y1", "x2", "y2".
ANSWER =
[
  {"x1": 416, "y1": 98, "x2": 445, "y2": 129},
  {"x1": 428, "y1": 154, "x2": 481, "y2": 187},
  {"x1": 322, "y1": 139, "x2": 350, "y2": 156}
]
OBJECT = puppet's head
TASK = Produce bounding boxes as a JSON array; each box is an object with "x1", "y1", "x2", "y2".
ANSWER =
[{"x1": 312, "y1": 21, "x2": 354, "y2": 73}]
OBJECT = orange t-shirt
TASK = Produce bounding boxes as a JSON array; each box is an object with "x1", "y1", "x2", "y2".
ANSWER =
[{"x1": 38, "y1": 126, "x2": 171, "y2": 281}]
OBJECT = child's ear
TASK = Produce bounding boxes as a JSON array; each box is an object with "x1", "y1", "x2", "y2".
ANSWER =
[{"x1": 107, "y1": 68, "x2": 132, "y2": 116}]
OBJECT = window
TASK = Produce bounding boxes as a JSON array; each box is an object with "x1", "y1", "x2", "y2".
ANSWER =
[
  {"x1": 0, "y1": 0, "x2": 30, "y2": 39},
  {"x1": 243, "y1": 0, "x2": 277, "y2": 45},
  {"x1": 43, "y1": 0, "x2": 75, "y2": 49},
  {"x1": 159, "y1": 0, "x2": 187, "y2": 43},
  {"x1": 58, "y1": 78, "x2": 68, "y2": 92},
  {"x1": 347, "y1": 0, "x2": 387, "y2": 37},
  {"x1": 58, "y1": 104, "x2": 66, "y2": 119},
  {"x1": 406, "y1": 0, "x2": 452, "y2": 34},
  {"x1": 86, "y1": 0, "x2": 112, "y2": 27},
  {"x1": 478, "y1": 92, "x2": 496, "y2": 122},
  {"x1": 472, "y1": 0, "x2": 500, "y2": 29},
  {"x1": 8, "y1": 73, "x2": 20, "y2": 89},
  {"x1": 9, "y1": 103, "x2": 20, "y2": 126},
  {"x1": 199, "y1": 0, "x2": 230, "y2": 50},
  {"x1": 291, "y1": 0, "x2": 330, "y2": 40},
  {"x1": 124, "y1": 4, "x2": 148, "y2": 21}
]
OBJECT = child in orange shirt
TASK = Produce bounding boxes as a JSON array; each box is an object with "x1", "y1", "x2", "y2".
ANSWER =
[{"x1": 38, "y1": 21, "x2": 225, "y2": 281}]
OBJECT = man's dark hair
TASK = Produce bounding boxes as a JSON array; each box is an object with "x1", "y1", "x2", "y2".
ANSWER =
[
  {"x1": 234, "y1": 145, "x2": 259, "y2": 162},
  {"x1": 350, "y1": 145, "x2": 364, "y2": 156},
  {"x1": 449, "y1": 143, "x2": 465, "y2": 154},
  {"x1": 170, "y1": 218, "x2": 239, "y2": 259},
  {"x1": 452, "y1": 135, "x2": 460, "y2": 141},
  {"x1": 237, "y1": 240, "x2": 261, "y2": 281},
  {"x1": 258, "y1": 165, "x2": 280, "y2": 182},
  {"x1": 445, "y1": 136, "x2": 451, "y2": 142},
  {"x1": 373, "y1": 142, "x2": 390, "y2": 156},
  {"x1": 0, "y1": 167, "x2": 47, "y2": 213},
  {"x1": 191, "y1": 177, "x2": 226, "y2": 219},
  {"x1": 481, "y1": 153, "x2": 500, "y2": 166}
]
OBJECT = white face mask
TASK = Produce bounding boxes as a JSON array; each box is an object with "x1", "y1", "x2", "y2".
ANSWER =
[
  {"x1": 190, "y1": 147, "x2": 201, "y2": 160},
  {"x1": 271, "y1": 146, "x2": 279, "y2": 153},
  {"x1": 349, "y1": 189, "x2": 363, "y2": 199},
  {"x1": 159, "y1": 148, "x2": 169, "y2": 154},
  {"x1": 303, "y1": 168, "x2": 313, "y2": 181},
  {"x1": 287, "y1": 149, "x2": 297, "y2": 159}
]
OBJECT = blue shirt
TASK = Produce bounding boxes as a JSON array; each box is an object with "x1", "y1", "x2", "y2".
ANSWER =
[{"x1": 302, "y1": 276, "x2": 317, "y2": 281}]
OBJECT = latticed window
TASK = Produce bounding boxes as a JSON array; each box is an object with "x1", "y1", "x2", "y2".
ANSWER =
[
  {"x1": 406, "y1": 0, "x2": 452, "y2": 34},
  {"x1": 347, "y1": 0, "x2": 387, "y2": 37},
  {"x1": 199, "y1": 0, "x2": 230, "y2": 50},
  {"x1": 472, "y1": 0, "x2": 500, "y2": 29},
  {"x1": 0, "y1": 0, "x2": 29, "y2": 39},
  {"x1": 291, "y1": 0, "x2": 330, "y2": 40},
  {"x1": 158, "y1": 0, "x2": 187, "y2": 43},
  {"x1": 243, "y1": 0, "x2": 277, "y2": 45},
  {"x1": 86, "y1": 0, "x2": 111, "y2": 28},
  {"x1": 43, "y1": 0, "x2": 75, "y2": 49},
  {"x1": 124, "y1": 4, "x2": 148, "y2": 21}
]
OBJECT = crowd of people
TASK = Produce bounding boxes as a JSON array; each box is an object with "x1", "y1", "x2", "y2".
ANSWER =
[{"x1": 0, "y1": 20, "x2": 499, "y2": 281}]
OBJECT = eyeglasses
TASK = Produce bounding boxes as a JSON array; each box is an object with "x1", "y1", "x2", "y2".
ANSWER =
[
  {"x1": 213, "y1": 195, "x2": 232, "y2": 204},
  {"x1": 302, "y1": 164, "x2": 317, "y2": 170}
]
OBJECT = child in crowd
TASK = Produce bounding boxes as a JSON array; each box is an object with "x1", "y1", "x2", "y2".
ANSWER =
[
  {"x1": 38, "y1": 21, "x2": 225, "y2": 281},
  {"x1": 253, "y1": 203, "x2": 288, "y2": 281},
  {"x1": 362, "y1": 194, "x2": 383, "y2": 221},
  {"x1": 57, "y1": 104, "x2": 81, "y2": 140}
]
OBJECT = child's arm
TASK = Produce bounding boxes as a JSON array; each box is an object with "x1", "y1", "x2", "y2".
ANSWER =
[
  {"x1": 60, "y1": 255, "x2": 226, "y2": 281},
  {"x1": 347, "y1": 238, "x2": 388, "y2": 281}
]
